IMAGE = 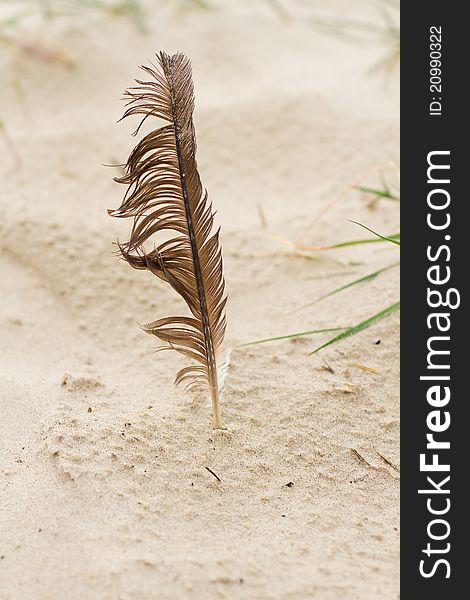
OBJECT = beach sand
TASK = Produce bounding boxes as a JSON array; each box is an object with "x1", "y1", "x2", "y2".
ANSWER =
[{"x1": 1, "y1": 1, "x2": 399, "y2": 598}]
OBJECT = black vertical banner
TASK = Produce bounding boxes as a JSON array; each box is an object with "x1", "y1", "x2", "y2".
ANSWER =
[{"x1": 401, "y1": 3, "x2": 467, "y2": 598}]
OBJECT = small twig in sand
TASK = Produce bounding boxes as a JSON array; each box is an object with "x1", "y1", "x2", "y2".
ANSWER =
[
  {"x1": 333, "y1": 382, "x2": 358, "y2": 394},
  {"x1": 257, "y1": 203, "x2": 267, "y2": 229},
  {"x1": 205, "y1": 466, "x2": 221, "y2": 482},
  {"x1": 321, "y1": 358, "x2": 335, "y2": 374},
  {"x1": 350, "y1": 448, "x2": 371, "y2": 467},
  {"x1": 377, "y1": 452, "x2": 400, "y2": 472},
  {"x1": 355, "y1": 363, "x2": 379, "y2": 374}
]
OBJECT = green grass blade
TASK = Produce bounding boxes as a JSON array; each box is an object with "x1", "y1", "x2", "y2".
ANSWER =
[
  {"x1": 348, "y1": 220, "x2": 401, "y2": 245},
  {"x1": 239, "y1": 327, "x2": 349, "y2": 347},
  {"x1": 309, "y1": 301, "x2": 400, "y2": 355},
  {"x1": 355, "y1": 185, "x2": 398, "y2": 200},
  {"x1": 291, "y1": 261, "x2": 399, "y2": 313},
  {"x1": 321, "y1": 232, "x2": 400, "y2": 249}
]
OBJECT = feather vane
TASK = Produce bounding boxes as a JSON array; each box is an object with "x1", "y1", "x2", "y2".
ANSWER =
[{"x1": 108, "y1": 52, "x2": 228, "y2": 428}]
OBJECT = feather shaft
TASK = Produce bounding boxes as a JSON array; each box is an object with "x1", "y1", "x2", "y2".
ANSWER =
[{"x1": 164, "y1": 63, "x2": 221, "y2": 428}]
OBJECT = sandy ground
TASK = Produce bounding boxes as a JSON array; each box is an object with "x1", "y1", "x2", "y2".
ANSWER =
[{"x1": 1, "y1": 1, "x2": 399, "y2": 598}]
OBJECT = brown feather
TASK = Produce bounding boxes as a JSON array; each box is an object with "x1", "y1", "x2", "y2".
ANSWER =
[{"x1": 108, "y1": 52, "x2": 229, "y2": 428}]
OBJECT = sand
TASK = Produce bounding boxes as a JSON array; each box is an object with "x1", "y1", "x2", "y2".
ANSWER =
[{"x1": 1, "y1": 1, "x2": 399, "y2": 598}]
